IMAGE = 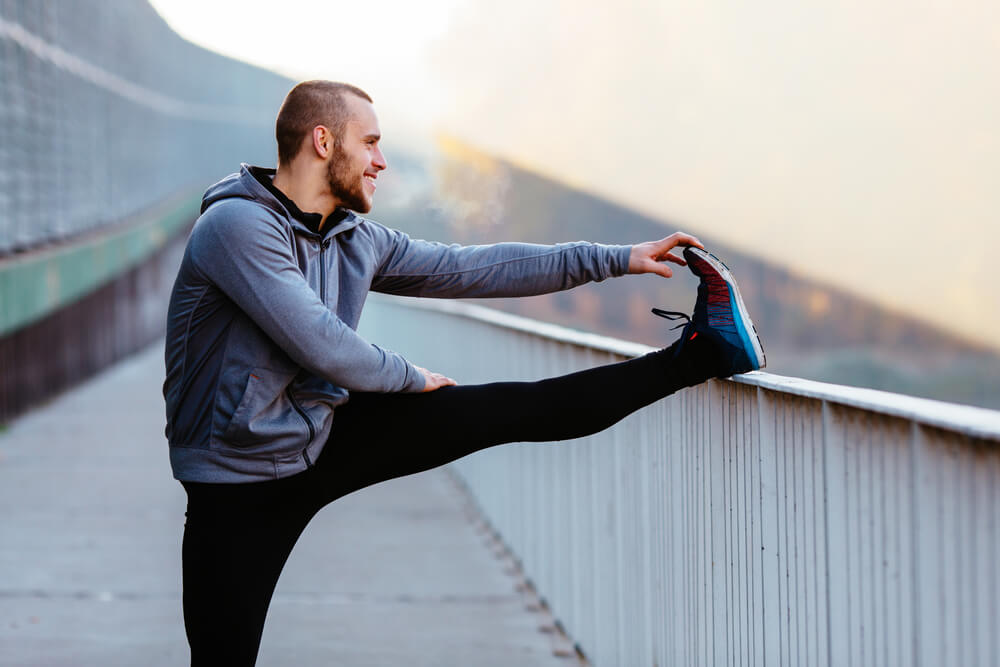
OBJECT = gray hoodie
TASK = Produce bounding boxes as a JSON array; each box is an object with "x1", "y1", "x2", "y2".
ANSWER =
[{"x1": 164, "y1": 164, "x2": 632, "y2": 483}]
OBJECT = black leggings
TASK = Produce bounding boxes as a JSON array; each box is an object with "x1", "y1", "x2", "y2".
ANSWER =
[{"x1": 181, "y1": 347, "x2": 694, "y2": 665}]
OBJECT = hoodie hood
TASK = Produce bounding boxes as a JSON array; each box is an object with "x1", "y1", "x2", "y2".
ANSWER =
[{"x1": 200, "y1": 164, "x2": 361, "y2": 239}]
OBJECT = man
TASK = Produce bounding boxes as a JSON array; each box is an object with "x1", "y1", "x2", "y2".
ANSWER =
[{"x1": 164, "y1": 80, "x2": 765, "y2": 665}]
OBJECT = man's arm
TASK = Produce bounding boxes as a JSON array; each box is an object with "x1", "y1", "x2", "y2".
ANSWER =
[
  {"x1": 403, "y1": 234, "x2": 701, "y2": 391},
  {"x1": 368, "y1": 222, "x2": 703, "y2": 298},
  {"x1": 190, "y1": 203, "x2": 429, "y2": 392}
]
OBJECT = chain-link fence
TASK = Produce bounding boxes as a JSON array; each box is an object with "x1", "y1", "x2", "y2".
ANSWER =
[
  {"x1": 0, "y1": 0, "x2": 292, "y2": 254},
  {"x1": 0, "y1": 0, "x2": 296, "y2": 421}
]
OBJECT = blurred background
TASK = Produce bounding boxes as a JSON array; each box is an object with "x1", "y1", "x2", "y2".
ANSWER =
[{"x1": 2, "y1": 0, "x2": 998, "y2": 416}]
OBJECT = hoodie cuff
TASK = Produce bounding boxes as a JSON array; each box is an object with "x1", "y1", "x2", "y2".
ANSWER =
[
  {"x1": 608, "y1": 245, "x2": 633, "y2": 277},
  {"x1": 401, "y1": 361, "x2": 427, "y2": 393}
]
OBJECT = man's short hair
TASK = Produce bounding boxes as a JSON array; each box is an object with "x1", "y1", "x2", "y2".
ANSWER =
[{"x1": 275, "y1": 81, "x2": 373, "y2": 165}]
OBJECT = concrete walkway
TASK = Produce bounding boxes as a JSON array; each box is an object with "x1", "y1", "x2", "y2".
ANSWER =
[{"x1": 0, "y1": 343, "x2": 580, "y2": 666}]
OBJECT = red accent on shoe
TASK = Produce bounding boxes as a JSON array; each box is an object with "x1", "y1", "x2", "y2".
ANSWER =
[{"x1": 689, "y1": 331, "x2": 698, "y2": 340}]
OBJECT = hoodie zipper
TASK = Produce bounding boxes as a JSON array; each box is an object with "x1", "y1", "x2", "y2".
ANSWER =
[
  {"x1": 319, "y1": 238, "x2": 331, "y2": 303},
  {"x1": 286, "y1": 387, "x2": 315, "y2": 467},
  {"x1": 285, "y1": 232, "x2": 326, "y2": 468}
]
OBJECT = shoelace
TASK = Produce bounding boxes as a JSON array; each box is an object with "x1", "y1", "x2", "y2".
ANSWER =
[{"x1": 651, "y1": 308, "x2": 691, "y2": 330}]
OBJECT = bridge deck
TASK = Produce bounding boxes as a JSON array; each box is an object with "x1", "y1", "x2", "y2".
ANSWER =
[{"x1": 0, "y1": 343, "x2": 579, "y2": 666}]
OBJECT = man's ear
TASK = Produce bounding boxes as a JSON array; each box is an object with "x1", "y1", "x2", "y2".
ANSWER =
[{"x1": 312, "y1": 126, "x2": 331, "y2": 158}]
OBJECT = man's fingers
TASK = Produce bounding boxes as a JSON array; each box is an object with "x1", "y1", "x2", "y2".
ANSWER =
[
  {"x1": 433, "y1": 376, "x2": 458, "y2": 390},
  {"x1": 662, "y1": 251, "x2": 686, "y2": 266},
  {"x1": 668, "y1": 232, "x2": 704, "y2": 250},
  {"x1": 655, "y1": 232, "x2": 703, "y2": 254},
  {"x1": 417, "y1": 365, "x2": 457, "y2": 392},
  {"x1": 628, "y1": 232, "x2": 704, "y2": 276},
  {"x1": 649, "y1": 261, "x2": 673, "y2": 278}
]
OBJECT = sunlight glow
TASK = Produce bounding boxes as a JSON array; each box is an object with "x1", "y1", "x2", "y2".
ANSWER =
[
  {"x1": 147, "y1": 0, "x2": 1000, "y2": 349},
  {"x1": 149, "y1": 0, "x2": 463, "y2": 134}
]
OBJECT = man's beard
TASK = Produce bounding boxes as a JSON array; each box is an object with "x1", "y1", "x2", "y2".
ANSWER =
[{"x1": 327, "y1": 147, "x2": 370, "y2": 213}]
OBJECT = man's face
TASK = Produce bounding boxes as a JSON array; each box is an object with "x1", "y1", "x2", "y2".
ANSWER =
[{"x1": 326, "y1": 95, "x2": 386, "y2": 213}]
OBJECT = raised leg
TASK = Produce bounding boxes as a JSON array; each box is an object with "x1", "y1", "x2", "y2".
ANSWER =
[{"x1": 312, "y1": 342, "x2": 715, "y2": 502}]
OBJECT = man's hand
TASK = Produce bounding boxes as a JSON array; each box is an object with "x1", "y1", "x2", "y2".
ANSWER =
[
  {"x1": 627, "y1": 232, "x2": 705, "y2": 278},
  {"x1": 415, "y1": 365, "x2": 458, "y2": 392}
]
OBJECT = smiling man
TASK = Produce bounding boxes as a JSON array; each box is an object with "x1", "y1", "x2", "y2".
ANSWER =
[
  {"x1": 164, "y1": 80, "x2": 765, "y2": 665},
  {"x1": 272, "y1": 83, "x2": 383, "y2": 221}
]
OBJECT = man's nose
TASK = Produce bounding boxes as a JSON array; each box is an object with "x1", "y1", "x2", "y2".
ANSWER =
[{"x1": 373, "y1": 147, "x2": 387, "y2": 171}]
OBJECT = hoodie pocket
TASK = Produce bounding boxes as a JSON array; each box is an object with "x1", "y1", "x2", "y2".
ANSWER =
[{"x1": 220, "y1": 368, "x2": 301, "y2": 447}]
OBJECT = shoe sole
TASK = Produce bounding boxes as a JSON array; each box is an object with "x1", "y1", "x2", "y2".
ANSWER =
[{"x1": 687, "y1": 247, "x2": 767, "y2": 370}]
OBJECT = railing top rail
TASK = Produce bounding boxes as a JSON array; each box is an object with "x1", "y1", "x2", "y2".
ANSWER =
[{"x1": 380, "y1": 295, "x2": 1000, "y2": 442}]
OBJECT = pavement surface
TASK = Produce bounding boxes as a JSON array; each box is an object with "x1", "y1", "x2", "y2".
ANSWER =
[{"x1": 0, "y1": 343, "x2": 580, "y2": 666}]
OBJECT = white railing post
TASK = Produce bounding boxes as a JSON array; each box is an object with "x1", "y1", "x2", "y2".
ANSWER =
[{"x1": 822, "y1": 399, "x2": 849, "y2": 667}]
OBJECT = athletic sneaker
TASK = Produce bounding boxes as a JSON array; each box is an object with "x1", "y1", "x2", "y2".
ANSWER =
[{"x1": 653, "y1": 246, "x2": 766, "y2": 378}]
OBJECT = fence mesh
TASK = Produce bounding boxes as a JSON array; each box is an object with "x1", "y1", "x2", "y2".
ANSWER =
[{"x1": 0, "y1": 0, "x2": 293, "y2": 254}]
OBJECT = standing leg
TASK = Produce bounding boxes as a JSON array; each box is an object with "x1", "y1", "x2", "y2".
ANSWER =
[{"x1": 181, "y1": 475, "x2": 317, "y2": 666}]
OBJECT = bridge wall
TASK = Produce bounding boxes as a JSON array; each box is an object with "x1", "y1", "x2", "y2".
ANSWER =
[
  {"x1": 361, "y1": 295, "x2": 1000, "y2": 667},
  {"x1": 0, "y1": 1, "x2": 292, "y2": 421}
]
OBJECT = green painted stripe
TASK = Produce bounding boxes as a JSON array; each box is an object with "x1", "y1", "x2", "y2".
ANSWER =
[{"x1": 0, "y1": 189, "x2": 202, "y2": 337}]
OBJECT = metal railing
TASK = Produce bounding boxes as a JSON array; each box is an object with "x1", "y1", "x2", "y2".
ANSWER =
[{"x1": 360, "y1": 294, "x2": 1000, "y2": 667}]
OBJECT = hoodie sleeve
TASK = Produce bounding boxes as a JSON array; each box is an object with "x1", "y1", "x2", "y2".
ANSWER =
[
  {"x1": 189, "y1": 203, "x2": 425, "y2": 392},
  {"x1": 367, "y1": 222, "x2": 633, "y2": 298}
]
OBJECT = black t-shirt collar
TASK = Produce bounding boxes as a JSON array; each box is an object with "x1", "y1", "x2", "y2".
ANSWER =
[{"x1": 249, "y1": 166, "x2": 348, "y2": 235}]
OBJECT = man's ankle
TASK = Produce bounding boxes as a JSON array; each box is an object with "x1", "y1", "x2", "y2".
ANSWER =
[{"x1": 654, "y1": 334, "x2": 727, "y2": 392}]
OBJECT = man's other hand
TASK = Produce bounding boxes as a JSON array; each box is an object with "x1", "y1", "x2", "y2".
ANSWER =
[
  {"x1": 627, "y1": 232, "x2": 705, "y2": 279},
  {"x1": 415, "y1": 365, "x2": 458, "y2": 392}
]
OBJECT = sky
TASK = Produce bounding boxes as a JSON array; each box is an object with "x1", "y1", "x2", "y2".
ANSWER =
[{"x1": 150, "y1": 0, "x2": 1000, "y2": 350}]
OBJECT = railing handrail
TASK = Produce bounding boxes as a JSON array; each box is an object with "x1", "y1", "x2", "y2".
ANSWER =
[{"x1": 379, "y1": 294, "x2": 1000, "y2": 442}]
